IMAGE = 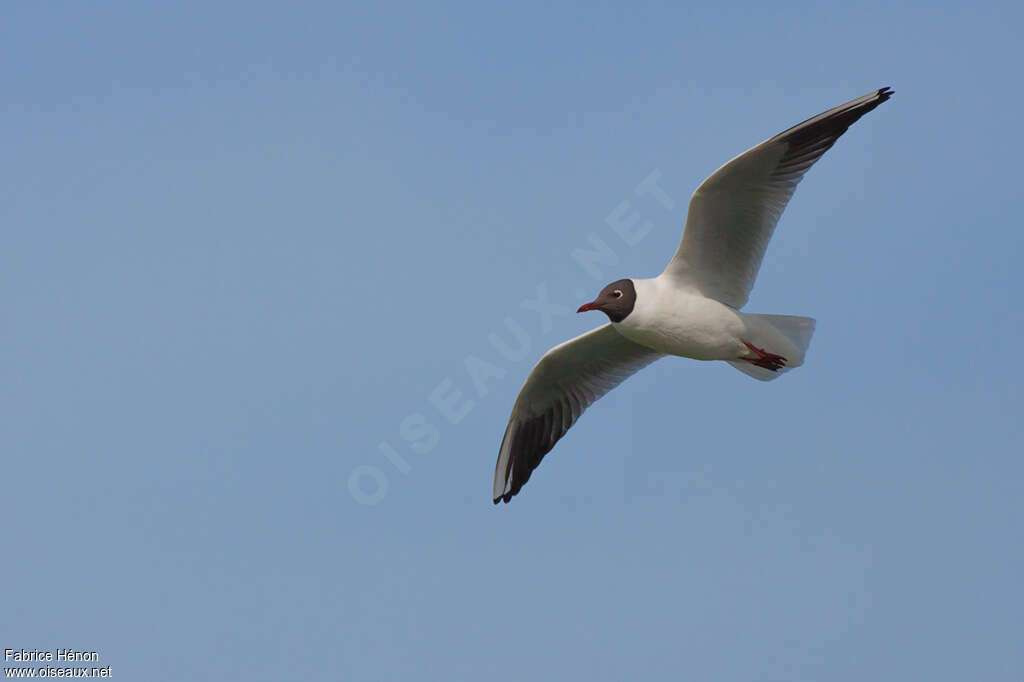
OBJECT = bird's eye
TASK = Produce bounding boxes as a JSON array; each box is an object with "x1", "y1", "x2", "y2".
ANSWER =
[{"x1": 612, "y1": 290, "x2": 623, "y2": 298}]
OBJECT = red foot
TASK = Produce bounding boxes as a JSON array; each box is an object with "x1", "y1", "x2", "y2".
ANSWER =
[{"x1": 742, "y1": 341, "x2": 787, "y2": 371}]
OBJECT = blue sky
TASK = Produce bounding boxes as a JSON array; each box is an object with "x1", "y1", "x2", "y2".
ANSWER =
[{"x1": 3, "y1": 2, "x2": 1022, "y2": 680}]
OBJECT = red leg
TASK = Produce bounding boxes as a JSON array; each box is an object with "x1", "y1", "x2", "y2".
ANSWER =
[{"x1": 742, "y1": 341, "x2": 787, "y2": 371}]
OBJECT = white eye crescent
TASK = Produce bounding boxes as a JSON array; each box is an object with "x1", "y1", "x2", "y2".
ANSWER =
[{"x1": 612, "y1": 289, "x2": 623, "y2": 298}]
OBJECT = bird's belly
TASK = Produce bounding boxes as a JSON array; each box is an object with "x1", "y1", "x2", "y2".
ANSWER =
[{"x1": 614, "y1": 297, "x2": 746, "y2": 360}]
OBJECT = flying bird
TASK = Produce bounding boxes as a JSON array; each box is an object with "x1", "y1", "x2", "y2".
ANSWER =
[{"x1": 493, "y1": 87, "x2": 893, "y2": 504}]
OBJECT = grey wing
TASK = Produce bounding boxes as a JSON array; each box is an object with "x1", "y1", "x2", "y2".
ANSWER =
[
  {"x1": 663, "y1": 87, "x2": 893, "y2": 309},
  {"x1": 493, "y1": 324, "x2": 663, "y2": 504}
]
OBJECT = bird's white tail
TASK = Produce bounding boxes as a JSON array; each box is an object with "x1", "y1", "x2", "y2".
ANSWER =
[{"x1": 728, "y1": 314, "x2": 816, "y2": 382}]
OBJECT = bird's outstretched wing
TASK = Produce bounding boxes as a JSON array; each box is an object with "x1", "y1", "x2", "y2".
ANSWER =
[
  {"x1": 493, "y1": 324, "x2": 663, "y2": 504},
  {"x1": 663, "y1": 87, "x2": 893, "y2": 309}
]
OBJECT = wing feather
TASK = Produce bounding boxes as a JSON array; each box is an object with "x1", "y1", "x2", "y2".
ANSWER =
[
  {"x1": 493, "y1": 324, "x2": 663, "y2": 504},
  {"x1": 663, "y1": 87, "x2": 893, "y2": 308}
]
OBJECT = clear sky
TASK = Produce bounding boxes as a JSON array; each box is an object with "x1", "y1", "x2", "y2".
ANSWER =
[{"x1": 3, "y1": 2, "x2": 1022, "y2": 680}]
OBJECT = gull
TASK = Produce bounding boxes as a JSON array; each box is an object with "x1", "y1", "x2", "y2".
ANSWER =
[{"x1": 493, "y1": 87, "x2": 893, "y2": 504}]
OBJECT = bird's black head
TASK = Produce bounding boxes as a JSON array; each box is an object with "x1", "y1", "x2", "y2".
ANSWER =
[{"x1": 576, "y1": 279, "x2": 637, "y2": 323}]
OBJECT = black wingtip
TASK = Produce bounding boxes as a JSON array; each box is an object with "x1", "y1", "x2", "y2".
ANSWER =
[{"x1": 877, "y1": 86, "x2": 895, "y2": 102}]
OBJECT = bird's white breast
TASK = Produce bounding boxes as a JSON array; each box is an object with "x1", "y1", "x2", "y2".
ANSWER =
[{"x1": 613, "y1": 277, "x2": 747, "y2": 360}]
